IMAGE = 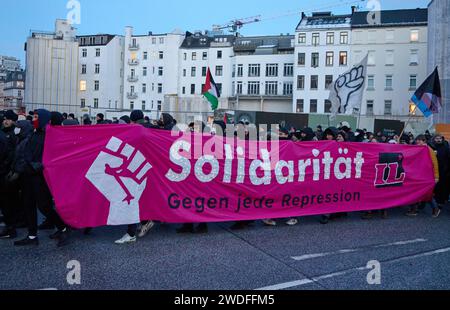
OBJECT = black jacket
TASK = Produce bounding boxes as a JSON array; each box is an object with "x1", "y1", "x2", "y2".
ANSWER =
[
  {"x1": 0, "y1": 125, "x2": 18, "y2": 176},
  {"x1": 23, "y1": 109, "x2": 51, "y2": 175}
]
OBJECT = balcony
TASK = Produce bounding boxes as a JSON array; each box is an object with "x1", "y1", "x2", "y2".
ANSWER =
[
  {"x1": 128, "y1": 43, "x2": 140, "y2": 51},
  {"x1": 127, "y1": 92, "x2": 138, "y2": 99},
  {"x1": 127, "y1": 75, "x2": 139, "y2": 83},
  {"x1": 128, "y1": 59, "x2": 139, "y2": 66}
]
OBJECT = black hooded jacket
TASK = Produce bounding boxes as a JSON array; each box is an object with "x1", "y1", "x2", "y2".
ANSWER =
[
  {"x1": 431, "y1": 142, "x2": 450, "y2": 177},
  {"x1": 13, "y1": 121, "x2": 33, "y2": 174},
  {"x1": 161, "y1": 113, "x2": 175, "y2": 131},
  {"x1": 24, "y1": 109, "x2": 51, "y2": 175},
  {"x1": 1, "y1": 124, "x2": 18, "y2": 176},
  {"x1": 301, "y1": 127, "x2": 316, "y2": 141}
]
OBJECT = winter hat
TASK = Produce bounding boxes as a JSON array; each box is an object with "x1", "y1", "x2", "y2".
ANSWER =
[
  {"x1": 4, "y1": 110, "x2": 18, "y2": 122},
  {"x1": 130, "y1": 110, "x2": 144, "y2": 122}
]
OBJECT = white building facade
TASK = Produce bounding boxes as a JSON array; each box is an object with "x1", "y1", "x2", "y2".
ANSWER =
[
  {"x1": 0, "y1": 56, "x2": 21, "y2": 72},
  {"x1": 293, "y1": 12, "x2": 353, "y2": 115},
  {"x1": 2, "y1": 70, "x2": 26, "y2": 111},
  {"x1": 123, "y1": 27, "x2": 185, "y2": 119},
  {"x1": 77, "y1": 34, "x2": 124, "y2": 118},
  {"x1": 24, "y1": 19, "x2": 79, "y2": 114},
  {"x1": 351, "y1": 9, "x2": 428, "y2": 119}
]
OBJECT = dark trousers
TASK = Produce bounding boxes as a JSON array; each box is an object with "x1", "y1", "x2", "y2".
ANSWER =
[
  {"x1": 23, "y1": 174, "x2": 66, "y2": 236},
  {"x1": 127, "y1": 224, "x2": 138, "y2": 237},
  {"x1": 435, "y1": 178, "x2": 450, "y2": 205},
  {"x1": 0, "y1": 177, "x2": 19, "y2": 229}
]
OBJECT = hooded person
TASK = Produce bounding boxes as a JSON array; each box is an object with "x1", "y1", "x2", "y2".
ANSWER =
[
  {"x1": 430, "y1": 134, "x2": 450, "y2": 208},
  {"x1": 322, "y1": 127, "x2": 338, "y2": 141},
  {"x1": 82, "y1": 114, "x2": 92, "y2": 125},
  {"x1": 96, "y1": 113, "x2": 106, "y2": 125},
  {"x1": 120, "y1": 115, "x2": 131, "y2": 124},
  {"x1": 159, "y1": 113, "x2": 176, "y2": 131},
  {"x1": 50, "y1": 112, "x2": 64, "y2": 126},
  {"x1": 300, "y1": 127, "x2": 317, "y2": 142},
  {"x1": 14, "y1": 109, "x2": 70, "y2": 247},
  {"x1": 339, "y1": 121, "x2": 355, "y2": 142}
]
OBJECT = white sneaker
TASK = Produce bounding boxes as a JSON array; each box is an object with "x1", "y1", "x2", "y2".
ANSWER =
[
  {"x1": 286, "y1": 219, "x2": 299, "y2": 226},
  {"x1": 263, "y1": 219, "x2": 277, "y2": 227},
  {"x1": 138, "y1": 221, "x2": 155, "y2": 238},
  {"x1": 115, "y1": 234, "x2": 137, "y2": 245}
]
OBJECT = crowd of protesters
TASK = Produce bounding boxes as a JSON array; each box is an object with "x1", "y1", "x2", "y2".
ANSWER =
[{"x1": 1, "y1": 109, "x2": 449, "y2": 247}]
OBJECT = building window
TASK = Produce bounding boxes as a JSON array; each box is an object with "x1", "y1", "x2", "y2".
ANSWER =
[
  {"x1": 202, "y1": 67, "x2": 207, "y2": 77},
  {"x1": 215, "y1": 65, "x2": 223, "y2": 76},
  {"x1": 143, "y1": 52, "x2": 148, "y2": 60},
  {"x1": 384, "y1": 100, "x2": 392, "y2": 116},
  {"x1": 183, "y1": 69, "x2": 186, "y2": 77},
  {"x1": 385, "y1": 75, "x2": 393, "y2": 90},
  {"x1": 248, "y1": 82, "x2": 260, "y2": 95},
  {"x1": 237, "y1": 82, "x2": 243, "y2": 95},
  {"x1": 142, "y1": 84, "x2": 147, "y2": 93},
  {"x1": 217, "y1": 50, "x2": 222, "y2": 59},
  {"x1": 216, "y1": 83, "x2": 222, "y2": 94},
  {"x1": 158, "y1": 84, "x2": 163, "y2": 94},
  {"x1": 311, "y1": 53, "x2": 319, "y2": 68},
  {"x1": 158, "y1": 67, "x2": 163, "y2": 76},
  {"x1": 96, "y1": 48, "x2": 100, "y2": 57},
  {"x1": 297, "y1": 75, "x2": 305, "y2": 90},
  {"x1": 409, "y1": 75, "x2": 417, "y2": 90},
  {"x1": 94, "y1": 81, "x2": 99, "y2": 91},
  {"x1": 325, "y1": 75, "x2": 333, "y2": 89},
  {"x1": 284, "y1": 63, "x2": 293, "y2": 77},
  {"x1": 80, "y1": 99, "x2": 86, "y2": 108},
  {"x1": 94, "y1": 98, "x2": 99, "y2": 109},
  {"x1": 339, "y1": 52, "x2": 348, "y2": 66},
  {"x1": 326, "y1": 52, "x2": 334, "y2": 66},
  {"x1": 340, "y1": 32, "x2": 348, "y2": 44},
  {"x1": 143, "y1": 67, "x2": 147, "y2": 76},
  {"x1": 310, "y1": 75, "x2": 318, "y2": 90},
  {"x1": 385, "y1": 50, "x2": 394, "y2": 66},
  {"x1": 283, "y1": 82, "x2": 293, "y2": 96},
  {"x1": 130, "y1": 102, "x2": 134, "y2": 110},
  {"x1": 410, "y1": 50, "x2": 419, "y2": 65},
  {"x1": 296, "y1": 99, "x2": 304, "y2": 113},
  {"x1": 310, "y1": 100, "x2": 318, "y2": 113},
  {"x1": 82, "y1": 49, "x2": 87, "y2": 57},
  {"x1": 192, "y1": 52, "x2": 197, "y2": 61},
  {"x1": 237, "y1": 64, "x2": 243, "y2": 77},
  {"x1": 326, "y1": 32, "x2": 334, "y2": 45},
  {"x1": 190, "y1": 84, "x2": 196, "y2": 95},
  {"x1": 202, "y1": 52, "x2": 208, "y2": 60},
  {"x1": 386, "y1": 30, "x2": 395, "y2": 43},
  {"x1": 152, "y1": 83, "x2": 155, "y2": 91},
  {"x1": 159, "y1": 51, "x2": 164, "y2": 59},
  {"x1": 312, "y1": 33, "x2": 320, "y2": 46},
  {"x1": 183, "y1": 53, "x2": 187, "y2": 60},
  {"x1": 81, "y1": 64, "x2": 86, "y2": 74},
  {"x1": 366, "y1": 100, "x2": 374, "y2": 116},
  {"x1": 368, "y1": 51, "x2": 376, "y2": 66},
  {"x1": 410, "y1": 30, "x2": 419, "y2": 42},
  {"x1": 324, "y1": 100, "x2": 332, "y2": 113},
  {"x1": 265, "y1": 81, "x2": 278, "y2": 96},
  {"x1": 266, "y1": 64, "x2": 278, "y2": 77},
  {"x1": 95, "y1": 64, "x2": 100, "y2": 74},
  {"x1": 142, "y1": 101, "x2": 146, "y2": 111},
  {"x1": 191, "y1": 67, "x2": 196, "y2": 77},
  {"x1": 367, "y1": 75, "x2": 375, "y2": 90},
  {"x1": 298, "y1": 33, "x2": 306, "y2": 44},
  {"x1": 157, "y1": 101, "x2": 162, "y2": 111},
  {"x1": 159, "y1": 37, "x2": 164, "y2": 44},
  {"x1": 182, "y1": 87, "x2": 186, "y2": 94},
  {"x1": 248, "y1": 64, "x2": 260, "y2": 77},
  {"x1": 152, "y1": 38, "x2": 157, "y2": 44},
  {"x1": 298, "y1": 53, "x2": 306, "y2": 66},
  {"x1": 368, "y1": 30, "x2": 377, "y2": 43}
]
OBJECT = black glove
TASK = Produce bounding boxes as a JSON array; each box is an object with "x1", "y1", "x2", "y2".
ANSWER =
[
  {"x1": 6, "y1": 171, "x2": 20, "y2": 183},
  {"x1": 30, "y1": 162, "x2": 43, "y2": 172}
]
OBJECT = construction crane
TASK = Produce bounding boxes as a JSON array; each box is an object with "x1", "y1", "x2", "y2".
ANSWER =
[{"x1": 212, "y1": 15, "x2": 262, "y2": 35}]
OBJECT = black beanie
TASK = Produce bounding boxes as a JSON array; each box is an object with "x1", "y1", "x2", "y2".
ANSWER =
[
  {"x1": 130, "y1": 110, "x2": 144, "y2": 122},
  {"x1": 4, "y1": 110, "x2": 18, "y2": 122}
]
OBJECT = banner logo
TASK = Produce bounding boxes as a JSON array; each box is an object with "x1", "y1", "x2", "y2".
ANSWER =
[
  {"x1": 85, "y1": 137, "x2": 152, "y2": 225},
  {"x1": 374, "y1": 153, "x2": 406, "y2": 188}
]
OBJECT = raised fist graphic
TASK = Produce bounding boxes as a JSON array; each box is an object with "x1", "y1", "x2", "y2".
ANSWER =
[
  {"x1": 334, "y1": 65, "x2": 365, "y2": 114},
  {"x1": 86, "y1": 137, "x2": 152, "y2": 225}
]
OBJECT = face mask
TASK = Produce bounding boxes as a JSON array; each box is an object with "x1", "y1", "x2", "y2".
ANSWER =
[
  {"x1": 14, "y1": 127, "x2": 21, "y2": 135},
  {"x1": 33, "y1": 119, "x2": 40, "y2": 130}
]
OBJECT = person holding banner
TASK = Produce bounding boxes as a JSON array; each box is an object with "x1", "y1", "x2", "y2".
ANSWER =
[{"x1": 430, "y1": 134, "x2": 450, "y2": 213}]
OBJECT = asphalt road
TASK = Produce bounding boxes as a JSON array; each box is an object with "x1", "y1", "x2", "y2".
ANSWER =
[{"x1": 1, "y1": 205, "x2": 450, "y2": 290}]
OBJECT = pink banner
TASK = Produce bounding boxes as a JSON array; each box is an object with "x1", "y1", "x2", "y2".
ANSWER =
[{"x1": 43, "y1": 125, "x2": 435, "y2": 229}]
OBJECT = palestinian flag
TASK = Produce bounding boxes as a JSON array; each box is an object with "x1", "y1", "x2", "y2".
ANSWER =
[
  {"x1": 410, "y1": 67, "x2": 442, "y2": 118},
  {"x1": 202, "y1": 67, "x2": 220, "y2": 110}
]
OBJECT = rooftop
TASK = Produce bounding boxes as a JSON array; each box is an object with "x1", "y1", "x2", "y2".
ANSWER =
[{"x1": 351, "y1": 8, "x2": 428, "y2": 27}]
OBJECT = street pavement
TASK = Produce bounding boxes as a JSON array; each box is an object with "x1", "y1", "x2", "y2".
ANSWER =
[{"x1": 1, "y1": 205, "x2": 449, "y2": 290}]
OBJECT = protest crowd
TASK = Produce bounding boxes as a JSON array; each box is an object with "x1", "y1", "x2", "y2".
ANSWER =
[{"x1": 0, "y1": 108, "x2": 449, "y2": 247}]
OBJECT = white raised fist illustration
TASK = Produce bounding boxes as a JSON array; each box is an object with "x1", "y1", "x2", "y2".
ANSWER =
[
  {"x1": 334, "y1": 65, "x2": 365, "y2": 113},
  {"x1": 86, "y1": 137, "x2": 152, "y2": 225}
]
